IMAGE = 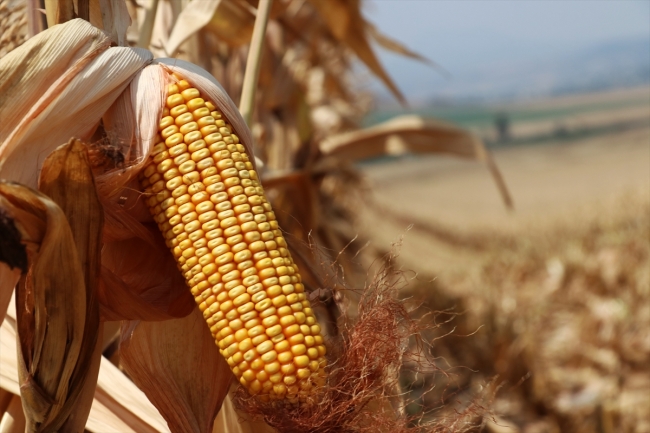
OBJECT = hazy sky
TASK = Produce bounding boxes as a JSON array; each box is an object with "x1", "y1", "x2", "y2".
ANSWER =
[{"x1": 364, "y1": 0, "x2": 650, "y2": 101}]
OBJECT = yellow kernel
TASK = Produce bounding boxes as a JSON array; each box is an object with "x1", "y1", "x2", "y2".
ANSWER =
[
  {"x1": 233, "y1": 293, "x2": 251, "y2": 307},
  {"x1": 280, "y1": 315, "x2": 296, "y2": 327},
  {"x1": 278, "y1": 352, "x2": 293, "y2": 364},
  {"x1": 261, "y1": 350, "x2": 278, "y2": 363},
  {"x1": 283, "y1": 375, "x2": 297, "y2": 386},
  {"x1": 265, "y1": 361, "x2": 281, "y2": 374},
  {"x1": 242, "y1": 370, "x2": 256, "y2": 382},
  {"x1": 259, "y1": 307, "x2": 277, "y2": 319},
  {"x1": 261, "y1": 315, "x2": 277, "y2": 327},
  {"x1": 251, "y1": 334, "x2": 268, "y2": 345},
  {"x1": 265, "y1": 324, "x2": 283, "y2": 338},
  {"x1": 272, "y1": 295, "x2": 287, "y2": 308},
  {"x1": 291, "y1": 344, "x2": 306, "y2": 356},
  {"x1": 266, "y1": 285, "x2": 282, "y2": 297},
  {"x1": 277, "y1": 306, "x2": 292, "y2": 317},
  {"x1": 239, "y1": 338, "x2": 253, "y2": 352},
  {"x1": 284, "y1": 324, "x2": 300, "y2": 337}
]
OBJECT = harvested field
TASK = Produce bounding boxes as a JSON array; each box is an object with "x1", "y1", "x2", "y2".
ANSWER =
[{"x1": 359, "y1": 98, "x2": 650, "y2": 432}]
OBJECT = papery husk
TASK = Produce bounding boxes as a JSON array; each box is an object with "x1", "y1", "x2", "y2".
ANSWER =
[
  {"x1": 0, "y1": 18, "x2": 151, "y2": 188},
  {"x1": 0, "y1": 201, "x2": 24, "y2": 325},
  {"x1": 0, "y1": 141, "x2": 102, "y2": 431},
  {"x1": 0, "y1": 263, "x2": 20, "y2": 326},
  {"x1": 119, "y1": 307, "x2": 232, "y2": 433},
  {"x1": 3, "y1": 181, "x2": 84, "y2": 431},
  {"x1": 35, "y1": 139, "x2": 103, "y2": 432}
]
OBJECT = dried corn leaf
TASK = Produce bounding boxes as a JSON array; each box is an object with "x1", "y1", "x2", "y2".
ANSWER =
[
  {"x1": 166, "y1": 0, "x2": 255, "y2": 56},
  {"x1": 320, "y1": 115, "x2": 513, "y2": 208},
  {"x1": 94, "y1": 0, "x2": 131, "y2": 46},
  {"x1": 309, "y1": 0, "x2": 405, "y2": 105},
  {"x1": 44, "y1": 0, "x2": 74, "y2": 27},
  {"x1": 93, "y1": 357, "x2": 171, "y2": 432},
  {"x1": 165, "y1": 0, "x2": 222, "y2": 56},
  {"x1": 5, "y1": 184, "x2": 84, "y2": 431},
  {"x1": 0, "y1": 263, "x2": 20, "y2": 326},
  {"x1": 120, "y1": 307, "x2": 231, "y2": 433},
  {"x1": 35, "y1": 139, "x2": 103, "y2": 432},
  {"x1": 365, "y1": 22, "x2": 438, "y2": 68},
  {"x1": 0, "y1": 144, "x2": 101, "y2": 431},
  {"x1": 98, "y1": 235, "x2": 194, "y2": 321},
  {"x1": 0, "y1": 201, "x2": 25, "y2": 325}
]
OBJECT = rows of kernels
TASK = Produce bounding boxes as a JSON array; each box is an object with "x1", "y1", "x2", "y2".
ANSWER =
[{"x1": 140, "y1": 78, "x2": 326, "y2": 401}]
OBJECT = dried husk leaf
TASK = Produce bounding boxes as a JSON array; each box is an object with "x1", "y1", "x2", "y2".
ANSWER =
[
  {"x1": 0, "y1": 19, "x2": 151, "y2": 188},
  {"x1": 0, "y1": 141, "x2": 102, "y2": 431},
  {"x1": 0, "y1": 200, "x2": 25, "y2": 326},
  {"x1": 98, "y1": 235, "x2": 193, "y2": 321},
  {"x1": 320, "y1": 115, "x2": 513, "y2": 208},
  {"x1": 120, "y1": 307, "x2": 232, "y2": 433},
  {"x1": 6, "y1": 184, "x2": 84, "y2": 431},
  {"x1": 0, "y1": 263, "x2": 20, "y2": 326},
  {"x1": 35, "y1": 139, "x2": 103, "y2": 432}
]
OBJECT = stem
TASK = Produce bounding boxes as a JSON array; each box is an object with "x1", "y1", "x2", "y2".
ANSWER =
[
  {"x1": 77, "y1": 0, "x2": 90, "y2": 21},
  {"x1": 239, "y1": 0, "x2": 273, "y2": 127}
]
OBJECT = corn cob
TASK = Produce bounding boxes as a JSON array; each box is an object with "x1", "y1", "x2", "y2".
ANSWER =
[{"x1": 139, "y1": 74, "x2": 327, "y2": 402}]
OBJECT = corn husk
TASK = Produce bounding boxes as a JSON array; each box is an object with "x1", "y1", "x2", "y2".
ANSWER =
[
  {"x1": 119, "y1": 308, "x2": 232, "y2": 433},
  {"x1": 0, "y1": 300, "x2": 170, "y2": 432},
  {"x1": 0, "y1": 263, "x2": 20, "y2": 326},
  {"x1": 0, "y1": 137, "x2": 104, "y2": 431},
  {"x1": 0, "y1": 182, "x2": 88, "y2": 431}
]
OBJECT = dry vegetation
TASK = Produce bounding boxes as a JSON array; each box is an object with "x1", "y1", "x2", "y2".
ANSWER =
[
  {"x1": 1, "y1": 0, "x2": 648, "y2": 432},
  {"x1": 394, "y1": 194, "x2": 649, "y2": 432}
]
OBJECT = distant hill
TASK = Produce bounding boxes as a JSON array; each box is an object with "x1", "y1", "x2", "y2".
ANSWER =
[{"x1": 375, "y1": 37, "x2": 650, "y2": 107}]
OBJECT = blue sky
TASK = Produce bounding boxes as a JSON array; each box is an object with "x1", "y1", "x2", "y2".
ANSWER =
[{"x1": 364, "y1": 0, "x2": 650, "y2": 102}]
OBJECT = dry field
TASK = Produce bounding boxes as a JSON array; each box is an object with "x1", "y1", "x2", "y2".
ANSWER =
[{"x1": 359, "y1": 95, "x2": 650, "y2": 432}]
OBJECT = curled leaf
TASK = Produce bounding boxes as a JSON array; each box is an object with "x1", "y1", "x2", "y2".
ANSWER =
[{"x1": 320, "y1": 115, "x2": 513, "y2": 208}]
